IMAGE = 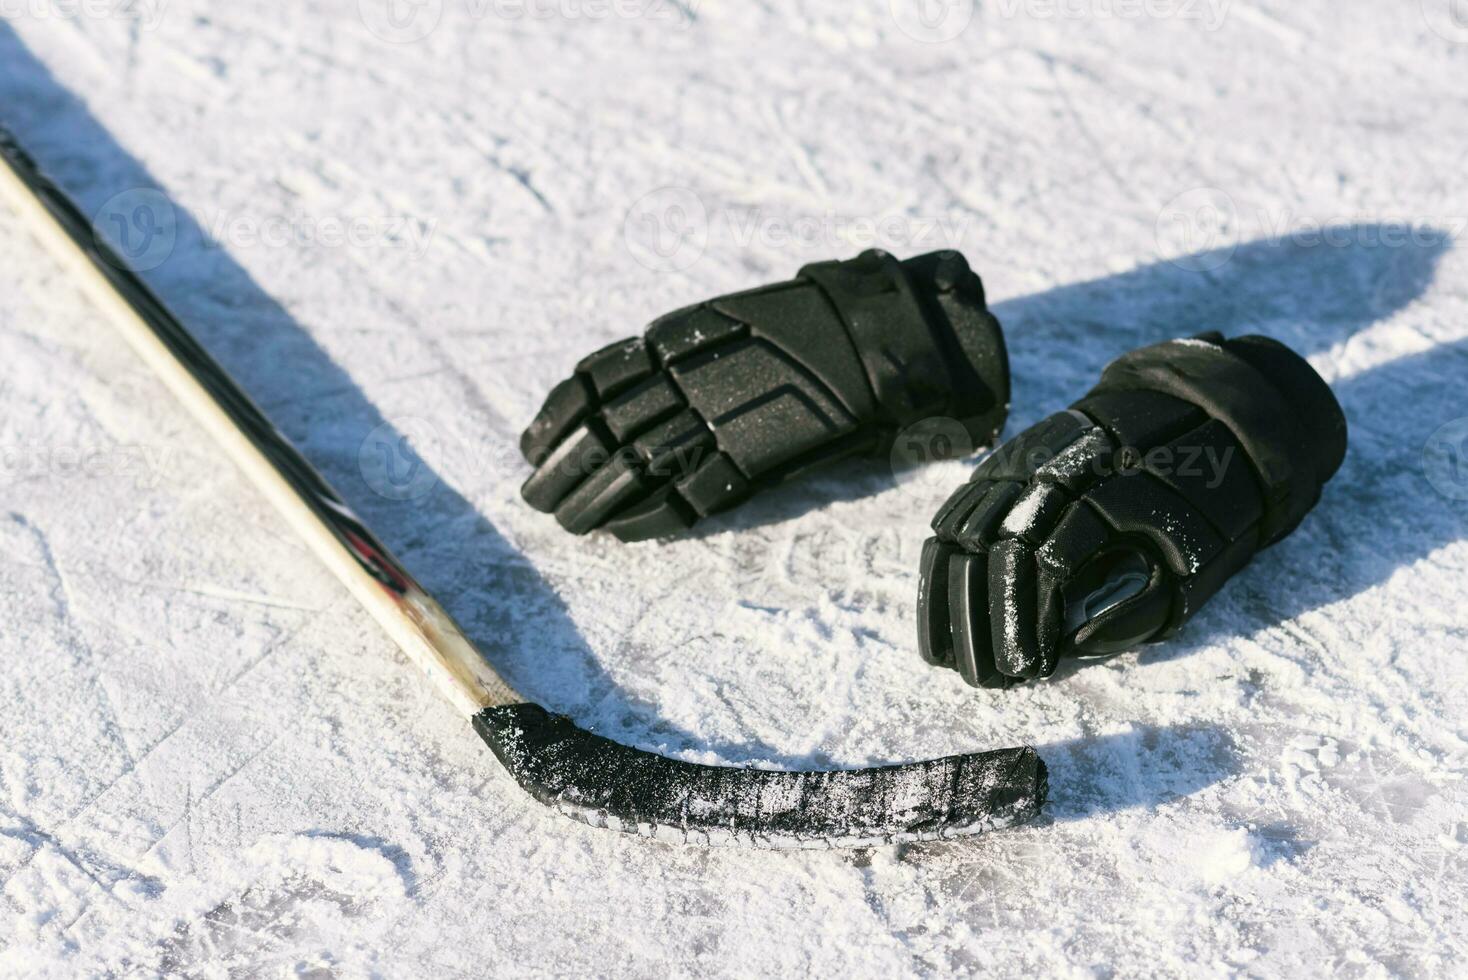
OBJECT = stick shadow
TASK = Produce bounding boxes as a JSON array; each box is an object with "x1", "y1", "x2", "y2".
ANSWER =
[{"x1": 0, "y1": 28, "x2": 795, "y2": 767}]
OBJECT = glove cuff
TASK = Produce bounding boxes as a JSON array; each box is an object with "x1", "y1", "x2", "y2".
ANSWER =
[
  {"x1": 1220, "y1": 335, "x2": 1348, "y2": 496},
  {"x1": 799, "y1": 250, "x2": 1009, "y2": 448},
  {"x1": 1090, "y1": 333, "x2": 1346, "y2": 544},
  {"x1": 900, "y1": 251, "x2": 1011, "y2": 448}
]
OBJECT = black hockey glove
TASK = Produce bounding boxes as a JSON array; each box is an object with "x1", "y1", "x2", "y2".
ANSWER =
[
  {"x1": 918, "y1": 333, "x2": 1347, "y2": 688},
  {"x1": 520, "y1": 250, "x2": 1010, "y2": 541}
]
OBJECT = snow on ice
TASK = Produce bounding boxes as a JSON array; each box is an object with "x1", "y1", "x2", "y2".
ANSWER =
[{"x1": 1, "y1": 1, "x2": 1465, "y2": 975}]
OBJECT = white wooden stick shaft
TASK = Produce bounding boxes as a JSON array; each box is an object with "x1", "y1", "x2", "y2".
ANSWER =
[{"x1": 0, "y1": 130, "x2": 521, "y2": 716}]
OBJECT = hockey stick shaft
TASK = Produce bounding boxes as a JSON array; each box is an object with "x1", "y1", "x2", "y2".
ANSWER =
[
  {"x1": 0, "y1": 125, "x2": 519, "y2": 718},
  {"x1": 0, "y1": 121, "x2": 1045, "y2": 847}
]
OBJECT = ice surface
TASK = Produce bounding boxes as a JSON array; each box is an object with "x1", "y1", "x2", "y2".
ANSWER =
[{"x1": 1, "y1": 2, "x2": 1466, "y2": 975}]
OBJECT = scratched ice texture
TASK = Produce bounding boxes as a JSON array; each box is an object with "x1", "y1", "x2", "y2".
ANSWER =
[{"x1": 0, "y1": 2, "x2": 1465, "y2": 975}]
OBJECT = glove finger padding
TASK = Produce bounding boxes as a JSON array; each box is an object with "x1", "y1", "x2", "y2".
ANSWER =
[
  {"x1": 918, "y1": 333, "x2": 1347, "y2": 688},
  {"x1": 520, "y1": 250, "x2": 1010, "y2": 541}
]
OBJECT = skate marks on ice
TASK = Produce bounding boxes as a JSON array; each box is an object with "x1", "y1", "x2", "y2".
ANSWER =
[
  {"x1": 148, "y1": 833, "x2": 412, "y2": 977},
  {"x1": 0, "y1": 26, "x2": 805, "y2": 771},
  {"x1": 3, "y1": 20, "x2": 1462, "y2": 806}
]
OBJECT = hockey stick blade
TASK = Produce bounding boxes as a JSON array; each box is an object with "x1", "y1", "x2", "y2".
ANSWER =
[
  {"x1": 0, "y1": 122, "x2": 1046, "y2": 847},
  {"x1": 479, "y1": 704, "x2": 1044, "y2": 847}
]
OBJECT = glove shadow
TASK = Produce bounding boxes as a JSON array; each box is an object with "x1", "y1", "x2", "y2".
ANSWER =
[
  {"x1": 579, "y1": 225, "x2": 1448, "y2": 545},
  {"x1": 1139, "y1": 336, "x2": 1468, "y2": 657},
  {"x1": 992, "y1": 223, "x2": 1449, "y2": 418},
  {"x1": 921, "y1": 227, "x2": 1451, "y2": 688}
]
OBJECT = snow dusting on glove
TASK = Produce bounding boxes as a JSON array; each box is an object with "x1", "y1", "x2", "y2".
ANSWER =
[
  {"x1": 918, "y1": 333, "x2": 1347, "y2": 688},
  {"x1": 520, "y1": 250, "x2": 1010, "y2": 541}
]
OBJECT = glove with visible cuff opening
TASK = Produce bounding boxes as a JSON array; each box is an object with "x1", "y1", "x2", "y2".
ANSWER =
[
  {"x1": 520, "y1": 249, "x2": 1010, "y2": 541},
  {"x1": 917, "y1": 333, "x2": 1347, "y2": 688}
]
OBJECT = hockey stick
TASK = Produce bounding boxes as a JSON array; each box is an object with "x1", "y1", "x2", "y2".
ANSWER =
[{"x1": 0, "y1": 123, "x2": 1046, "y2": 848}]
